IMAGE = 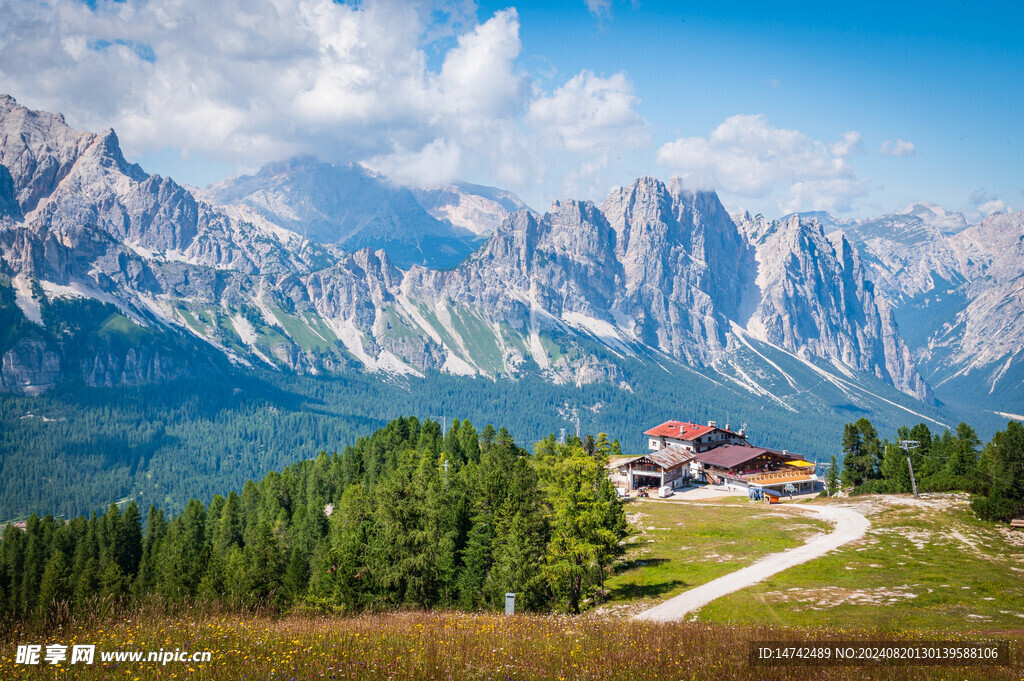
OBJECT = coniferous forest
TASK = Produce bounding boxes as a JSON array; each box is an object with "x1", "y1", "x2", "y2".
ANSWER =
[
  {"x1": 0, "y1": 417, "x2": 629, "y2": 624},
  {"x1": 838, "y1": 418, "x2": 1024, "y2": 521}
]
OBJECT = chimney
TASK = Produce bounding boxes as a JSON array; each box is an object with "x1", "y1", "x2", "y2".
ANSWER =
[{"x1": 708, "y1": 420, "x2": 717, "y2": 428}]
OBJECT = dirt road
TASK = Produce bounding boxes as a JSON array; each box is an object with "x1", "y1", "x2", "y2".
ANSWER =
[{"x1": 633, "y1": 504, "x2": 870, "y2": 622}]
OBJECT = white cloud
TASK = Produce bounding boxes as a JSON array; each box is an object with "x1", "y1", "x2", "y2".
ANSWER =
[
  {"x1": 438, "y1": 9, "x2": 528, "y2": 117},
  {"x1": 969, "y1": 188, "x2": 1010, "y2": 217},
  {"x1": 656, "y1": 114, "x2": 866, "y2": 212},
  {"x1": 528, "y1": 71, "x2": 648, "y2": 153},
  {"x1": 766, "y1": 78, "x2": 781, "y2": 88},
  {"x1": 366, "y1": 138, "x2": 463, "y2": 187},
  {"x1": 977, "y1": 199, "x2": 1009, "y2": 216},
  {"x1": 830, "y1": 131, "x2": 862, "y2": 157},
  {"x1": 879, "y1": 139, "x2": 916, "y2": 157},
  {"x1": 585, "y1": 0, "x2": 613, "y2": 19},
  {"x1": 0, "y1": 0, "x2": 646, "y2": 201}
]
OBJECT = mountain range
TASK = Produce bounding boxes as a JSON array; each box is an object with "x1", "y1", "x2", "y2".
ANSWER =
[{"x1": 1, "y1": 93, "x2": 1021, "y2": 433}]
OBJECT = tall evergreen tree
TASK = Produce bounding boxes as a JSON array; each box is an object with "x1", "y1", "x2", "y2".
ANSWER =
[
  {"x1": 35, "y1": 549, "x2": 71, "y2": 623},
  {"x1": 157, "y1": 499, "x2": 208, "y2": 602},
  {"x1": 119, "y1": 501, "x2": 143, "y2": 578}
]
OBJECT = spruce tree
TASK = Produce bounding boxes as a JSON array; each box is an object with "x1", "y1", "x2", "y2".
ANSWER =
[
  {"x1": 119, "y1": 501, "x2": 143, "y2": 578},
  {"x1": 35, "y1": 549, "x2": 71, "y2": 623}
]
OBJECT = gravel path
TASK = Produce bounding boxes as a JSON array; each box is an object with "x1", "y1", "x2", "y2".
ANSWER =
[{"x1": 633, "y1": 504, "x2": 870, "y2": 622}]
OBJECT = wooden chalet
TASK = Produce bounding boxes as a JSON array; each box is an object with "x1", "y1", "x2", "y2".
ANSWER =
[
  {"x1": 696, "y1": 444, "x2": 818, "y2": 494},
  {"x1": 607, "y1": 444, "x2": 696, "y2": 492},
  {"x1": 611, "y1": 418, "x2": 823, "y2": 498}
]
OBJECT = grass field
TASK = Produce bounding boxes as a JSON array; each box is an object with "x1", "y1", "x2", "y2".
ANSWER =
[
  {"x1": 5, "y1": 493, "x2": 1023, "y2": 679},
  {"x1": 697, "y1": 493, "x2": 1024, "y2": 632},
  {"x1": 602, "y1": 496, "x2": 829, "y2": 615},
  {"x1": 2, "y1": 609, "x2": 1020, "y2": 680}
]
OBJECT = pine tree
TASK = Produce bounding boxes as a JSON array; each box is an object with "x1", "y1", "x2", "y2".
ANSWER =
[
  {"x1": 35, "y1": 549, "x2": 71, "y2": 623},
  {"x1": 841, "y1": 419, "x2": 882, "y2": 487},
  {"x1": 0, "y1": 524, "x2": 27, "y2": 616},
  {"x1": 283, "y1": 547, "x2": 309, "y2": 604},
  {"x1": 99, "y1": 561, "x2": 128, "y2": 607},
  {"x1": 328, "y1": 484, "x2": 373, "y2": 611},
  {"x1": 242, "y1": 519, "x2": 286, "y2": 607},
  {"x1": 880, "y1": 441, "x2": 912, "y2": 492},
  {"x1": 134, "y1": 506, "x2": 167, "y2": 598},
  {"x1": 157, "y1": 499, "x2": 208, "y2": 602},
  {"x1": 972, "y1": 421, "x2": 1024, "y2": 521},
  {"x1": 826, "y1": 454, "x2": 839, "y2": 496},
  {"x1": 214, "y1": 492, "x2": 243, "y2": 555},
  {"x1": 457, "y1": 506, "x2": 495, "y2": 609},
  {"x1": 460, "y1": 420, "x2": 481, "y2": 464},
  {"x1": 119, "y1": 501, "x2": 143, "y2": 578},
  {"x1": 543, "y1": 452, "x2": 604, "y2": 613},
  {"x1": 444, "y1": 420, "x2": 465, "y2": 468},
  {"x1": 946, "y1": 423, "x2": 982, "y2": 490}
]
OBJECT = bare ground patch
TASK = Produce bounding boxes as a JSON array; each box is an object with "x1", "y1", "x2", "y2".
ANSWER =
[{"x1": 759, "y1": 584, "x2": 920, "y2": 611}]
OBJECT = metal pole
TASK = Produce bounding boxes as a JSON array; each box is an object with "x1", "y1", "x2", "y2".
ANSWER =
[
  {"x1": 899, "y1": 440, "x2": 919, "y2": 498},
  {"x1": 906, "y1": 456, "x2": 918, "y2": 497}
]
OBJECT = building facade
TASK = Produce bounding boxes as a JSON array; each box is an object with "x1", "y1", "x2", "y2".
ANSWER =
[
  {"x1": 610, "y1": 418, "x2": 822, "y2": 497},
  {"x1": 607, "y1": 444, "x2": 696, "y2": 492},
  {"x1": 644, "y1": 420, "x2": 749, "y2": 453}
]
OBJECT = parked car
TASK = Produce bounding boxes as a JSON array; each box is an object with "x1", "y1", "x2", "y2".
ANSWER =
[{"x1": 657, "y1": 485, "x2": 673, "y2": 498}]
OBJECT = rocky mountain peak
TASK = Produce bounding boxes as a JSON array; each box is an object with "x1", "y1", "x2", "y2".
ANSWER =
[
  {"x1": 15, "y1": 97, "x2": 1019, "y2": 411},
  {"x1": 0, "y1": 94, "x2": 97, "y2": 214},
  {"x1": 412, "y1": 181, "x2": 530, "y2": 237},
  {"x1": 204, "y1": 156, "x2": 479, "y2": 269},
  {"x1": 899, "y1": 201, "x2": 969, "y2": 234}
]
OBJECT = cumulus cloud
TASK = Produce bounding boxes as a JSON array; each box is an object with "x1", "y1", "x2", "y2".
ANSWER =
[
  {"x1": 0, "y1": 0, "x2": 646, "y2": 197},
  {"x1": 655, "y1": 114, "x2": 866, "y2": 212},
  {"x1": 879, "y1": 139, "x2": 916, "y2": 157},
  {"x1": 528, "y1": 71, "x2": 648, "y2": 153},
  {"x1": 969, "y1": 188, "x2": 1010, "y2": 216},
  {"x1": 830, "y1": 131, "x2": 862, "y2": 157}
]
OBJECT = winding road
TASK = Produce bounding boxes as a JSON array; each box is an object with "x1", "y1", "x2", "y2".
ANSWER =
[{"x1": 633, "y1": 504, "x2": 870, "y2": 622}]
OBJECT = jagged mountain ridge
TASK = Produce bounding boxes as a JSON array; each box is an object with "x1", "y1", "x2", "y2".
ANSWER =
[
  {"x1": 827, "y1": 205, "x2": 1024, "y2": 413},
  {"x1": 203, "y1": 157, "x2": 481, "y2": 270},
  {"x1": 736, "y1": 212, "x2": 931, "y2": 401},
  {"x1": 0, "y1": 95, "x2": 950, "y2": 412}
]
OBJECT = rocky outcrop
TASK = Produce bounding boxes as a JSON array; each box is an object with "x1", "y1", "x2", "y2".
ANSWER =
[
  {"x1": 1, "y1": 338, "x2": 62, "y2": 394},
  {"x1": 601, "y1": 178, "x2": 752, "y2": 362}
]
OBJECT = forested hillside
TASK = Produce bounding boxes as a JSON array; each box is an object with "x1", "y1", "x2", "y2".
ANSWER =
[
  {"x1": 0, "y1": 417, "x2": 628, "y2": 622},
  {"x1": 3, "y1": 349, "x2": 934, "y2": 522}
]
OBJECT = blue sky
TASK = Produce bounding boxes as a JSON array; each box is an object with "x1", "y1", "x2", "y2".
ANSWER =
[
  {"x1": 484, "y1": 0, "x2": 1023, "y2": 216},
  {"x1": 0, "y1": 0, "x2": 1020, "y2": 218}
]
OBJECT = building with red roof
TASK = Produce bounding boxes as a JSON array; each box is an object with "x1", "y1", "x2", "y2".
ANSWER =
[
  {"x1": 644, "y1": 419, "x2": 749, "y2": 453},
  {"x1": 611, "y1": 418, "x2": 822, "y2": 497}
]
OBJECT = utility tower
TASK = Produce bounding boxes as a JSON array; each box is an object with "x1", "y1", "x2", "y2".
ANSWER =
[{"x1": 899, "y1": 440, "x2": 920, "y2": 497}]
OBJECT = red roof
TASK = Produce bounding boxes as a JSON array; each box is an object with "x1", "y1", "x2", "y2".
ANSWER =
[{"x1": 644, "y1": 420, "x2": 742, "y2": 440}]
